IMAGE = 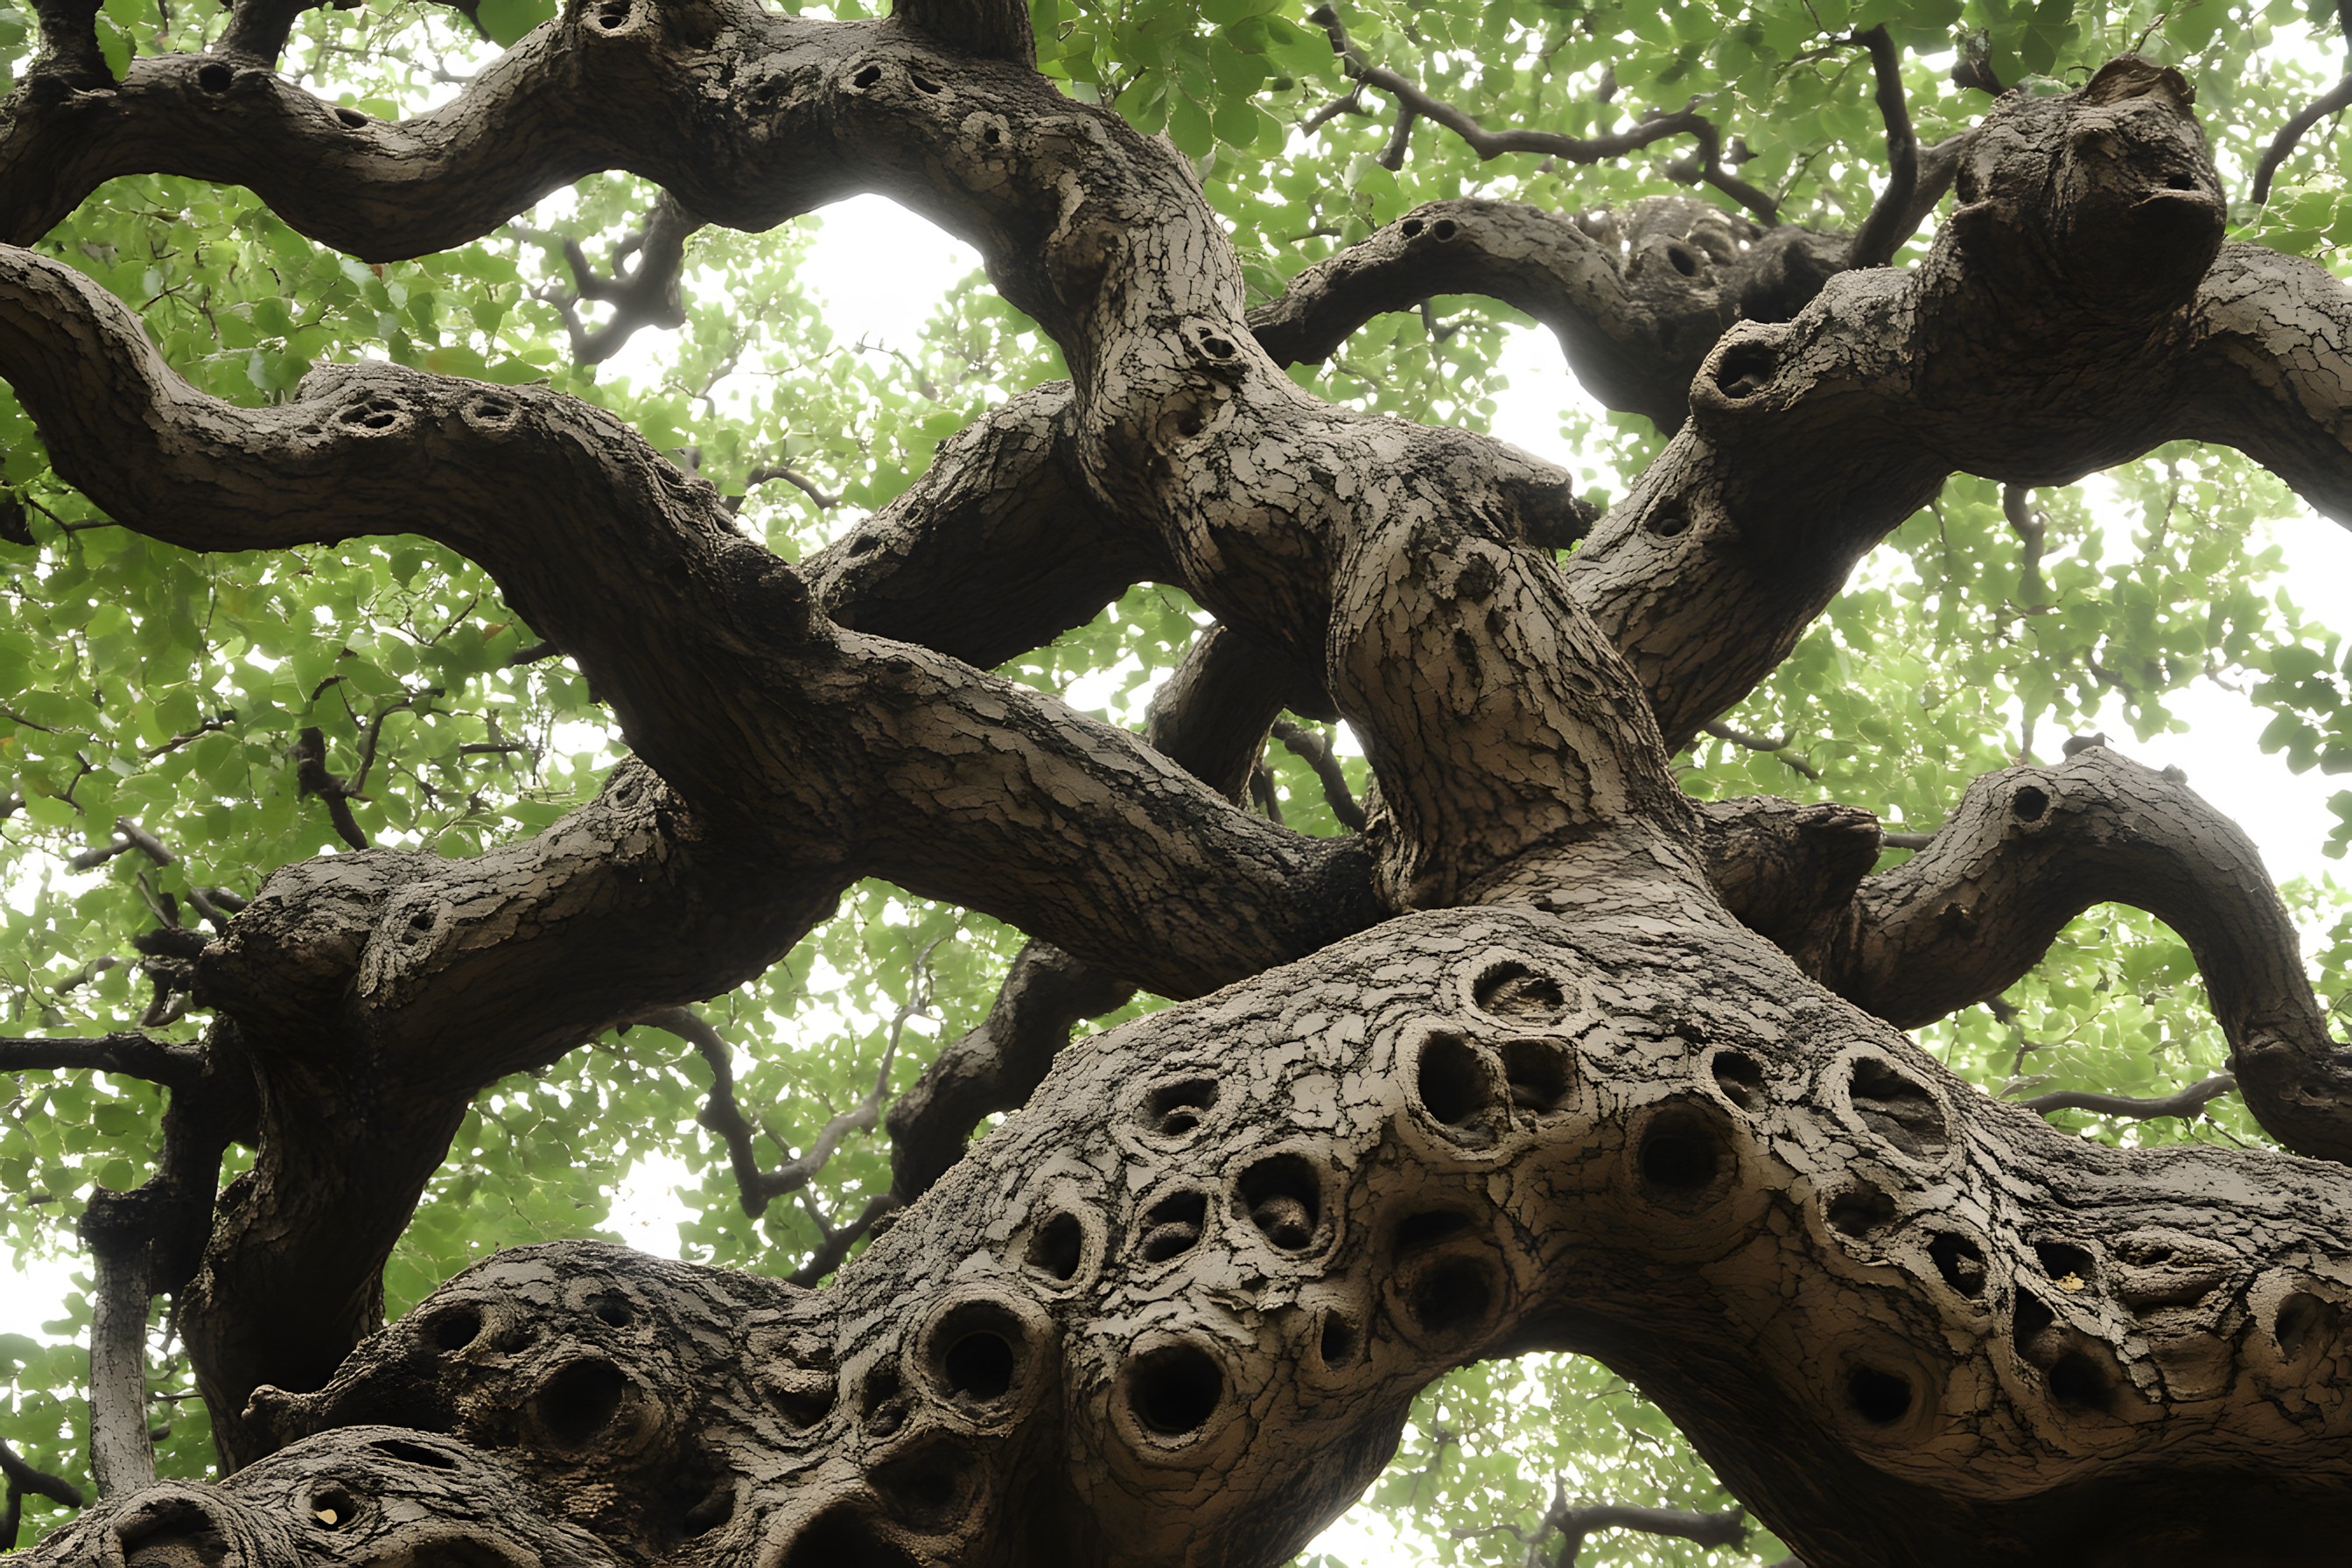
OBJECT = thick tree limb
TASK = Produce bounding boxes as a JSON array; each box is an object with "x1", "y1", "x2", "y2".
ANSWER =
[
  {"x1": 1844, "y1": 26, "x2": 1920, "y2": 270},
  {"x1": 0, "y1": 1438, "x2": 84, "y2": 1549},
  {"x1": 0, "y1": 1032, "x2": 205, "y2": 1087},
  {"x1": 1803, "y1": 743, "x2": 2352, "y2": 1162}
]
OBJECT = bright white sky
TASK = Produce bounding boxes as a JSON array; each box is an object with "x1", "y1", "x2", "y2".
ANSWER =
[{"x1": 9, "y1": 191, "x2": 2352, "y2": 1564}]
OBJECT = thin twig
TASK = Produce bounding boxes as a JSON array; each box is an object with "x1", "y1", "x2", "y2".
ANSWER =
[
  {"x1": 0, "y1": 1437, "x2": 85, "y2": 1548},
  {"x1": 2254, "y1": 66, "x2": 2352, "y2": 204},
  {"x1": 1269, "y1": 718, "x2": 1367, "y2": 830},
  {"x1": 785, "y1": 1192, "x2": 899, "y2": 1287},
  {"x1": 1845, "y1": 25, "x2": 1921, "y2": 268},
  {"x1": 1701, "y1": 720, "x2": 1822, "y2": 783},
  {"x1": 1306, "y1": 4, "x2": 1777, "y2": 221},
  {"x1": 2003, "y1": 484, "x2": 2048, "y2": 608}
]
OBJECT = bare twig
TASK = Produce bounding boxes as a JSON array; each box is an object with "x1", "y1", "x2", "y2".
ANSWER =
[
  {"x1": 785, "y1": 1192, "x2": 899, "y2": 1287},
  {"x1": 1702, "y1": 719, "x2": 1822, "y2": 783},
  {"x1": 1306, "y1": 4, "x2": 1778, "y2": 221},
  {"x1": 0, "y1": 1032, "x2": 204, "y2": 1088},
  {"x1": 1466, "y1": 1482, "x2": 1746, "y2": 1568},
  {"x1": 2017, "y1": 1074, "x2": 2238, "y2": 1122},
  {"x1": 68, "y1": 817, "x2": 176, "y2": 872},
  {"x1": 2003, "y1": 484, "x2": 2048, "y2": 608},
  {"x1": 2252, "y1": 73, "x2": 2352, "y2": 205},
  {"x1": 0, "y1": 1437, "x2": 85, "y2": 1548},
  {"x1": 514, "y1": 192, "x2": 705, "y2": 366},
  {"x1": 1269, "y1": 718, "x2": 1367, "y2": 830},
  {"x1": 290, "y1": 726, "x2": 368, "y2": 850},
  {"x1": 738, "y1": 462, "x2": 844, "y2": 512},
  {"x1": 1845, "y1": 25, "x2": 1921, "y2": 268}
]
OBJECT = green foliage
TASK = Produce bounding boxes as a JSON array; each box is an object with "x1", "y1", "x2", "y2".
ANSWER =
[{"x1": 4, "y1": 0, "x2": 2351, "y2": 1561}]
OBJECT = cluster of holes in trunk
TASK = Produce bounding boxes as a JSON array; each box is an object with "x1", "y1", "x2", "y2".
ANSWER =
[
  {"x1": 1844, "y1": 1365, "x2": 1914, "y2": 1425},
  {"x1": 1846, "y1": 1057, "x2": 1950, "y2": 1159},
  {"x1": 1713, "y1": 340, "x2": 1777, "y2": 399},
  {"x1": 1143, "y1": 1077, "x2": 1216, "y2": 1138},
  {"x1": 341, "y1": 398, "x2": 402, "y2": 430},
  {"x1": 1711, "y1": 1049, "x2": 1765, "y2": 1111},
  {"x1": 1473, "y1": 960, "x2": 1567, "y2": 1020},
  {"x1": 927, "y1": 1301, "x2": 1026, "y2": 1407},
  {"x1": 1416, "y1": 1033, "x2": 1497, "y2": 1144},
  {"x1": 872, "y1": 1442, "x2": 973, "y2": 1533},
  {"x1": 119, "y1": 1502, "x2": 232, "y2": 1568},
  {"x1": 2275, "y1": 1290, "x2": 2339, "y2": 1361},
  {"x1": 1024, "y1": 1211, "x2": 1086, "y2": 1282},
  {"x1": 1928, "y1": 1231, "x2": 1987, "y2": 1298},
  {"x1": 1238, "y1": 1154, "x2": 1323, "y2": 1251},
  {"x1": 778, "y1": 1507, "x2": 924, "y2": 1568},
  {"x1": 1827, "y1": 1182, "x2": 1897, "y2": 1240},
  {"x1": 862, "y1": 1366, "x2": 912, "y2": 1440},
  {"x1": 1405, "y1": 1255, "x2": 1497, "y2": 1342},
  {"x1": 1635, "y1": 1105, "x2": 1726, "y2": 1204},
  {"x1": 1317, "y1": 1307, "x2": 1362, "y2": 1368},
  {"x1": 2012, "y1": 1293, "x2": 2111, "y2": 1410},
  {"x1": 533, "y1": 1358, "x2": 626, "y2": 1448},
  {"x1": 1127, "y1": 1342, "x2": 1223, "y2": 1437},
  {"x1": 1502, "y1": 1040, "x2": 1572, "y2": 1113},
  {"x1": 1138, "y1": 1191, "x2": 1208, "y2": 1264}
]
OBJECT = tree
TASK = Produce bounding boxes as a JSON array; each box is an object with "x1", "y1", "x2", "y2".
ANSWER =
[{"x1": 4, "y1": 0, "x2": 2352, "y2": 1560}]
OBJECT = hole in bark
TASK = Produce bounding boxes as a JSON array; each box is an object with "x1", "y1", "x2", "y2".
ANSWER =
[
  {"x1": 2277, "y1": 1291, "x2": 2338, "y2": 1360},
  {"x1": 778, "y1": 1507, "x2": 923, "y2": 1568},
  {"x1": 533, "y1": 1358, "x2": 626, "y2": 1447},
  {"x1": 2013, "y1": 1291, "x2": 2055, "y2": 1347},
  {"x1": 1846, "y1": 1057, "x2": 1950, "y2": 1158},
  {"x1": 1432, "y1": 218, "x2": 1459, "y2": 240},
  {"x1": 1400, "y1": 218, "x2": 1424, "y2": 236},
  {"x1": 334, "y1": 107, "x2": 368, "y2": 129},
  {"x1": 1827, "y1": 1183, "x2": 1896, "y2": 1239},
  {"x1": 1174, "y1": 409, "x2": 1205, "y2": 438},
  {"x1": 850, "y1": 64, "x2": 883, "y2": 89},
  {"x1": 371, "y1": 1437, "x2": 460, "y2": 1469},
  {"x1": 1637, "y1": 1108, "x2": 1721, "y2": 1198},
  {"x1": 981, "y1": 123, "x2": 1001, "y2": 144},
  {"x1": 678, "y1": 1474, "x2": 734, "y2": 1536},
  {"x1": 1317, "y1": 1309, "x2": 1360, "y2": 1368},
  {"x1": 2011, "y1": 785, "x2": 2050, "y2": 821},
  {"x1": 1667, "y1": 243, "x2": 1699, "y2": 276},
  {"x1": 196, "y1": 62, "x2": 234, "y2": 94},
  {"x1": 1127, "y1": 1341, "x2": 1223, "y2": 1436},
  {"x1": 1502, "y1": 1040, "x2": 1572, "y2": 1114},
  {"x1": 1714, "y1": 340, "x2": 1776, "y2": 398},
  {"x1": 2048, "y1": 1351, "x2": 2110, "y2": 1410},
  {"x1": 941, "y1": 1330, "x2": 1014, "y2": 1401},
  {"x1": 910, "y1": 71, "x2": 943, "y2": 94},
  {"x1": 595, "y1": 1, "x2": 629, "y2": 26},
  {"x1": 2035, "y1": 1241, "x2": 2095, "y2": 1285},
  {"x1": 1138, "y1": 1191, "x2": 1208, "y2": 1263},
  {"x1": 466, "y1": 396, "x2": 515, "y2": 424},
  {"x1": 1472, "y1": 961, "x2": 1565, "y2": 1019},
  {"x1": 1025, "y1": 1211, "x2": 1085, "y2": 1281},
  {"x1": 1143, "y1": 1077, "x2": 1216, "y2": 1138},
  {"x1": 1238, "y1": 1154, "x2": 1322, "y2": 1251},
  {"x1": 1394, "y1": 1210, "x2": 1472, "y2": 1255},
  {"x1": 1712, "y1": 1050, "x2": 1765, "y2": 1110},
  {"x1": 1844, "y1": 1366, "x2": 1912, "y2": 1424},
  {"x1": 308, "y1": 1485, "x2": 357, "y2": 1529},
  {"x1": 341, "y1": 399, "x2": 402, "y2": 431},
  {"x1": 430, "y1": 1305, "x2": 482, "y2": 1352},
  {"x1": 1200, "y1": 334, "x2": 1236, "y2": 358},
  {"x1": 1645, "y1": 503, "x2": 1690, "y2": 538},
  {"x1": 844, "y1": 535, "x2": 881, "y2": 556},
  {"x1": 1407, "y1": 1256, "x2": 1495, "y2": 1340},
  {"x1": 2164, "y1": 171, "x2": 2196, "y2": 190},
  {"x1": 872, "y1": 1442, "x2": 973, "y2": 1533},
  {"x1": 1928, "y1": 1232, "x2": 1987, "y2": 1297},
  {"x1": 119, "y1": 1502, "x2": 230, "y2": 1568},
  {"x1": 590, "y1": 1295, "x2": 634, "y2": 1328},
  {"x1": 1415, "y1": 1033, "x2": 1495, "y2": 1140}
]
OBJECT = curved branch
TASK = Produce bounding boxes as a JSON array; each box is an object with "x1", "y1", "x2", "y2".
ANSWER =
[
  {"x1": 2017, "y1": 1074, "x2": 2237, "y2": 1122},
  {"x1": 1804, "y1": 743, "x2": 2352, "y2": 1162},
  {"x1": 514, "y1": 192, "x2": 704, "y2": 366},
  {"x1": 2251, "y1": 73, "x2": 2352, "y2": 204},
  {"x1": 1844, "y1": 26, "x2": 1919, "y2": 269},
  {"x1": 1304, "y1": 5, "x2": 1777, "y2": 221},
  {"x1": 0, "y1": 1031, "x2": 205, "y2": 1087},
  {"x1": 0, "y1": 1438, "x2": 84, "y2": 1549}
]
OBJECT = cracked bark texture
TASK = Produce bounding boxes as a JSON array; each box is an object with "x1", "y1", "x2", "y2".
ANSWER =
[{"x1": 9, "y1": 7, "x2": 2352, "y2": 1566}]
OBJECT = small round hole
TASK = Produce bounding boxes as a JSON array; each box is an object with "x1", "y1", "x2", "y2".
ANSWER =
[
  {"x1": 1713, "y1": 340, "x2": 1776, "y2": 398},
  {"x1": 1638, "y1": 1117, "x2": 1719, "y2": 1194},
  {"x1": 1138, "y1": 1192, "x2": 1207, "y2": 1264},
  {"x1": 2048, "y1": 1351, "x2": 2110, "y2": 1410},
  {"x1": 1711, "y1": 1050, "x2": 1765, "y2": 1111},
  {"x1": 850, "y1": 65, "x2": 883, "y2": 89},
  {"x1": 1317, "y1": 1310, "x2": 1359, "y2": 1367},
  {"x1": 1237, "y1": 1154, "x2": 1322, "y2": 1252},
  {"x1": 1472, "y1": 961, "x2": 1565, "y2": 1020},
  {"x1": 1400, "y1": 218, "x2": 1424, "y2": 237},
  {"x1": 1501, "y1": 1040, "x2": 1572, "y2": 1114},
  {"x1": 941, "y1": 1332, "x2": 1015, "y2": 1403},
  {"x1": 1415, "y1": 1033, "x2": 1494, "y2": 1139},
  {"x1": 1025, "y1": 1212, "x2": 1084, "y2": 1283},
  {"x1": 1407, "y1": 1256, "x2": 1494, "y2": 1340},
  {"x1": 591, "y1": 1297, "x2": 634, "y2": 1328},
  {"x1": 431, "y1": 1306, "x2": 482, "y2": 1352},
  {"x1": 1928, "y1": 1232, "x2": 1987, "y2": 1298},
  {"x1": 1126, "y1": 1342, "x2": 1222, "y2": 1437},
  {"x1": 1142, "y1": 1078, "x2": 1216, "y2": 1138},
  {"x1": 1646, "y1": 503, "x2": 1690, "y2": 538},
  {"x1": 1666, "y1": 243, "x2": 1699, "y2": 276},
  {"x1": 334, "y1": 107, "x2": 368, "y2": 129},
  {"x1": 2011, "y1": 786, "x2": 2050, "y2": 821},
  {"x1": 1845, "y1": 1365, "x2": 1913, "y2": 1424},
  {"x1": 1431, "y1": 218, "x2": 1458, "y2": 240},
  {"x1": 196, "y1": 62, "x2": 234, "y2": 94},
  {"x1": 533, "y1": 1359, "x2": 626, "y2": 1448}
]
